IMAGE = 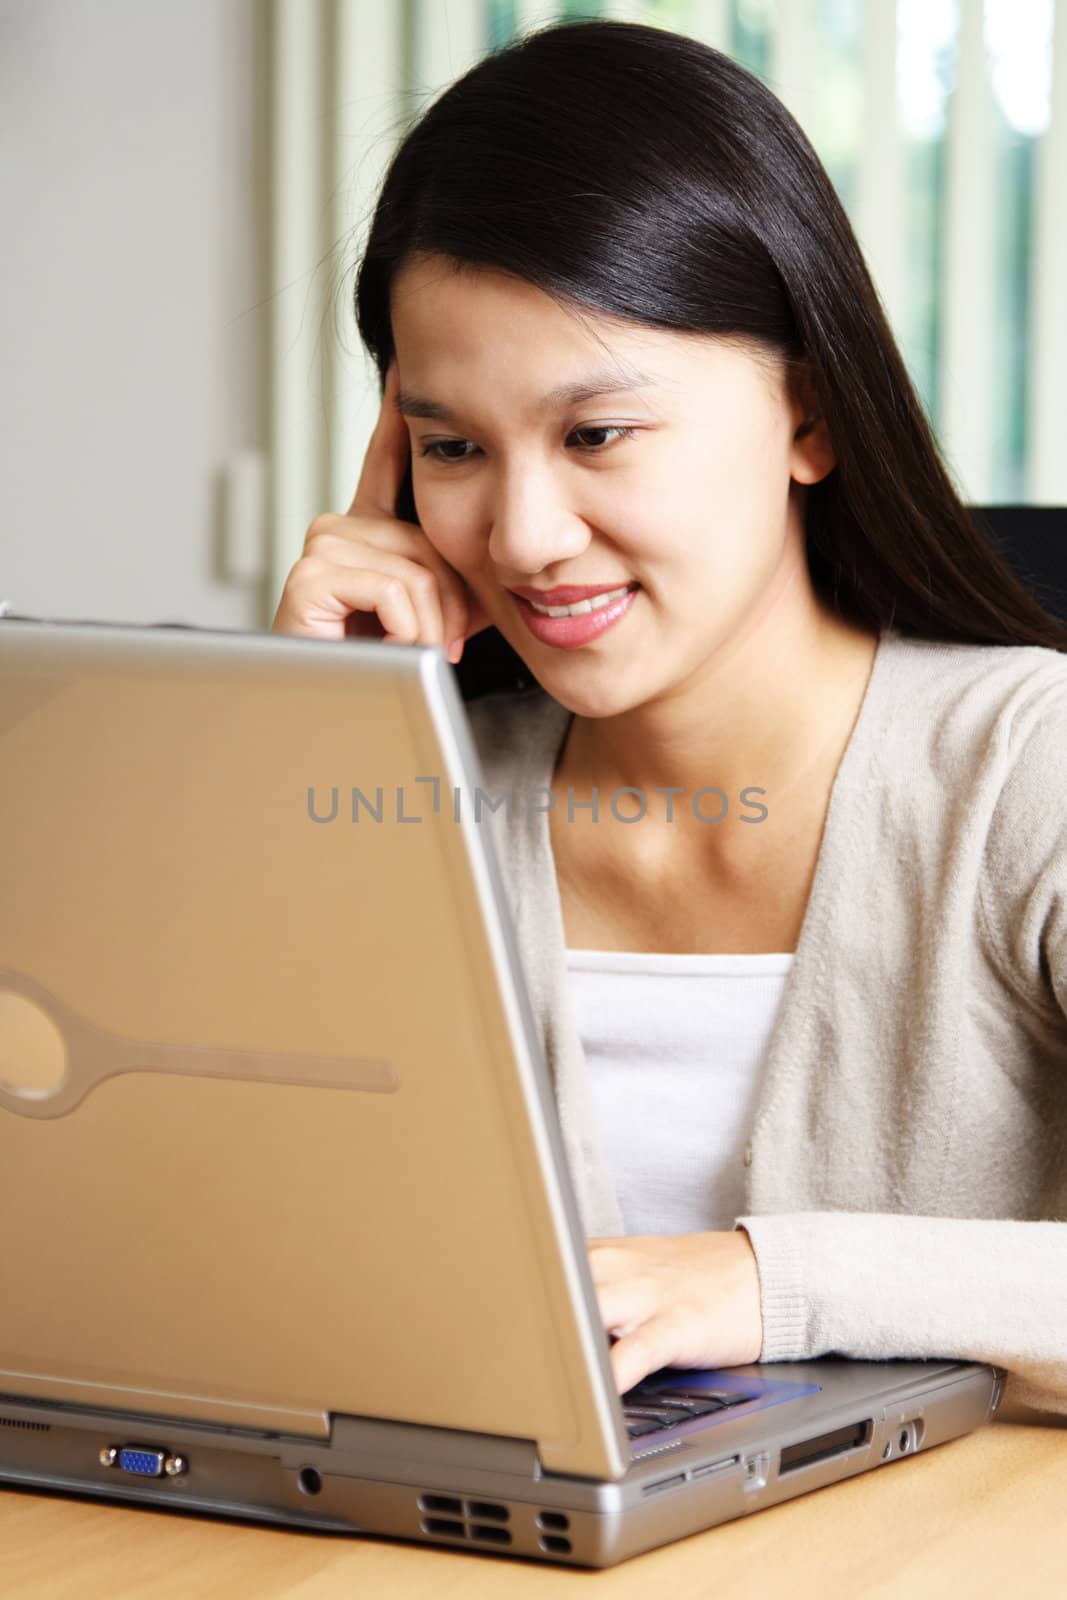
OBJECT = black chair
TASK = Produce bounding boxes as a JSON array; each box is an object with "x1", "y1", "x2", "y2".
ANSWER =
[
  {"x1": 455, "y1": 505, "x2": 1067, "y2": 703},
  {"x1": 970, "y1": 505, "x2": 1067, "y2": 628}
]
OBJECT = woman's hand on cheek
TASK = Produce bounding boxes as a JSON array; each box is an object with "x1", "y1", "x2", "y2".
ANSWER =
[{"x1": 587, "y1": 1229, "x2": 764, "y2": 1395}]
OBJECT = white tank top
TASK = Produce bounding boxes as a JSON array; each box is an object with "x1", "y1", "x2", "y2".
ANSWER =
[{"x1": 566, "y1": 949, "x2": 794, "y2": 1235}]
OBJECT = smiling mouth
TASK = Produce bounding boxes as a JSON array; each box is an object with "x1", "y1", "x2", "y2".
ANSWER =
[{"x1": 522, "y1": 583, "x2": 639, "y2": 618}]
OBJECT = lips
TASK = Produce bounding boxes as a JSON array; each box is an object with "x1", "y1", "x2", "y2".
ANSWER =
[
  {"x1": 509, "y1": 582, "x2": 637, "y2": 605},
  {"x1": 512, "y1": 581, "x2": 640, "y2": 649}
]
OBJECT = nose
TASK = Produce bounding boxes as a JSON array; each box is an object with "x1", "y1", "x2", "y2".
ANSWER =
[{"x1": 486, "y1": 462, "x2": 592, "y2": 577}]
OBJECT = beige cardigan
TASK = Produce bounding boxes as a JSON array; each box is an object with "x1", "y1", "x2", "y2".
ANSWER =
[{"x1": 464, "y1": 624, "x2": 1067, "y2": 1416}]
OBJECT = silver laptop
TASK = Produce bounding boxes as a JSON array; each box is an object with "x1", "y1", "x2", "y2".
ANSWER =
[{"x1": 0, "y1": 617, "x2": 1003, "y2": 1568}]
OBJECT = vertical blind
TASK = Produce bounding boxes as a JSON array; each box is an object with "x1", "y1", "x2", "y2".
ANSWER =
[{"x1": 267, "y1": 0, "x2": 1065, "y2": 611}]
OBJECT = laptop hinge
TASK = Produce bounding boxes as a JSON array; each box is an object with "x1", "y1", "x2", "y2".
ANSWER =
[{"x1": 328, "y1": 1413, "x2": 541, "y2": 1481}]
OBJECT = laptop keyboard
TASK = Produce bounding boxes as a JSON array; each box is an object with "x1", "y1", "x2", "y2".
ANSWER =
[{"x1": 621, "y1": 1377, "x2": 753, "y2": 1439}]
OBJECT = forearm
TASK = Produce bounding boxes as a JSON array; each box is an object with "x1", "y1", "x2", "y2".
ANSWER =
[{"x1": 735, "y1": 1211, "x2": 1067, "y2": 1415}]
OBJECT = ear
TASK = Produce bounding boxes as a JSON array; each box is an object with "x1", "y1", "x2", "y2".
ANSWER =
[{"x1": 787, "y1": 362, "x2": 836, "y2": 486}]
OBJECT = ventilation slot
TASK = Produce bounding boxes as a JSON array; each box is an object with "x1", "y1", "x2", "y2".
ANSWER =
[
  {"x1": 471, "y1": 1523, "x2": 511, "y2": 1545},
  {"x1": 468, "y1": 1499, "x2": 508, "y2": 1522},
  {"x1": 419, "y1": 1493, "x2": 461, "y2": 1516},
  {"x1": 423, "y1": 1517, "x2": 465, "y2": 1539},
  {"x1": 537, "y1": 1510, "x2": 569, "y2": 1531},
  {"x1": 417, "y1": 1493, "x2": 513, "y2": 1547},
  {"x1": 0, "y1": 1417, "x2": 51, "y2": 1432},
  {"x1": 541, "y1": 1534, "x2": 573, "y2": 1555}
]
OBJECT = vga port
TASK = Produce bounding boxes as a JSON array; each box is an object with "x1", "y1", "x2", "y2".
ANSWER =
[
  {"x1": 99, "y1": 1442, "x2": 187, "y2": 1478},
  {"x1": 117, "y1": 1447, "x2": 166, "y2": 1477}
]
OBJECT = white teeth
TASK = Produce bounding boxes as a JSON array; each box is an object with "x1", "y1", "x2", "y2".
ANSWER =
[{"x1": 526, "y1": 584, "x2": 634, "y2": 618}]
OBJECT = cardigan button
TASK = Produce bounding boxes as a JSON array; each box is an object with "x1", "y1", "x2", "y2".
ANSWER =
[{"x1": 743, "y1": 1141, "x2": 753, "y2": 1167}]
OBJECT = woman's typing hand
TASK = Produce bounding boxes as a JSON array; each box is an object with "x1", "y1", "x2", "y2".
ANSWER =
[
  {"x1": 588, "y1": 1229, "x2": 764, "y2": 1395},
  {"x1": 271, "y1": 356, "x2": 492, "y2": 661}
]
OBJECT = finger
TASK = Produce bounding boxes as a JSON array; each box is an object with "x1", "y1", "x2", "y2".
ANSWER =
[
  {"x1": 336, "y1": 546, "x2": 447, "y2": 646},
  {"x1": 349, "y1": 357, "x2": 410, "y2": 521},
  {"x1": 595, "y1": 1275, "x2": 661, "y2": 1338},
  {"x1": 386, "y1": 535, "x2": 482, "y2": 658},
  {"x1": 282, "y1": 566, "x2": 420, "y2": 643},
  {"x1": 587, "y1": 1243, "x2": 635, "y2": 1285},
  {"x1": 311, "y1": 524, "x2": 466, "y2": 652},
  {"x1": 609, "y1": 1316, "x2": 676, "y2": 1396}
]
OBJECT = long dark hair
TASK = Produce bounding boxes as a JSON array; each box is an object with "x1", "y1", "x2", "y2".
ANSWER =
[{"x1": 354, "y1": 17, "x2": 1067, "y2": 696}]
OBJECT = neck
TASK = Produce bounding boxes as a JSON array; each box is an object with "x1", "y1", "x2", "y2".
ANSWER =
[{"x1": 553, "y1": 590, "x2": 881, "y2": 866}]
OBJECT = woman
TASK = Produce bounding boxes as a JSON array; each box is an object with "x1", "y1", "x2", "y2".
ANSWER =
[{"x1": 272, "y1": 20, "x2": 1067, "y2": 1412}]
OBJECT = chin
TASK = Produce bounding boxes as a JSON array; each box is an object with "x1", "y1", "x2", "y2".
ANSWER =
[{"x1": 540, "y1": 671, "x2": 643, "y2": 722}]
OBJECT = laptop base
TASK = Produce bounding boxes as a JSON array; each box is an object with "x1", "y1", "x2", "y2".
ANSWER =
[{"x1": 0, "y1": 1361, "x2": 1001, "y2": 1568}]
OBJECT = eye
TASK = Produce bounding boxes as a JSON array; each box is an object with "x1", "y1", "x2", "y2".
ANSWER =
[
  {"x1": 418, "y1": 438, "x2": 477, "y2": 464},
  {"x1": 571, "y1": 425, "x2": 639, "y2": 452},
  {"x1": 417, "y1": 425, "x2": 639, "y2": 464}
]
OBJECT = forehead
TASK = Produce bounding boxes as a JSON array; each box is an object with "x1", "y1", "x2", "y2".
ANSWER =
[
  {"x1": 388, "y1": 253, "x2": 782, "y2": 406},
  {"x1": 390, "y1": 254, "x2": 652, "y2": 364}
]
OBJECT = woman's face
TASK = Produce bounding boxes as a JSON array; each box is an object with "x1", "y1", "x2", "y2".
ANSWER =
[{"x1": 389, "y1": 253, "x2": 833, "y2": 717}]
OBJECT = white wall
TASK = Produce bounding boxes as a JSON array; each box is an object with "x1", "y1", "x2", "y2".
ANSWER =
[{"x1": 0, "y1": 0, "x2": 270, "y2": 628}]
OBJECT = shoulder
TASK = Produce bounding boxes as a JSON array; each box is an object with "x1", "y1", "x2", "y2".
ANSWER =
[
  {"x1": 967, "y1": 639, "x2": 1067, "y2": 884},
  {"x1": 882, "y1": 628, "x2": 1067, "y2": 725},
  {"x1": 894, "y1": 636, "x2": 1067, "y2": 1002},
  {"x1": 877, "y1": 630, "x2": 1067, "y2": 798},
  {"x1": 836, "y1": 629, "x2": 1067, "y2": 1016}
]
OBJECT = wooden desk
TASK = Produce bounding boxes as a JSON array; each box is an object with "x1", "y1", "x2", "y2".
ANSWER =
[{"x1": 0, "y1": 1397, "x2": 1062, "y2": 1598}]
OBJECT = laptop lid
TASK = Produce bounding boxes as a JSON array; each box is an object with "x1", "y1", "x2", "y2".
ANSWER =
[{"x1": 0, "y1": 619, "x2": 631, "y2": 1480}]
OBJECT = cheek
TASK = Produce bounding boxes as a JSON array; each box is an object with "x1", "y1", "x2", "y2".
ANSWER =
[
  {"x1": 410, "y1": 483, "x2": 478, "y2": 565},
  {"x1": 424, "y1": 528, "x2": 478, "y2": 581},
  {"x1": 630, "y1": 436, "x2": 727, "y2": 525},
  {"x1": 647, "y1": 426, "x2": 791, "y2": 553}
]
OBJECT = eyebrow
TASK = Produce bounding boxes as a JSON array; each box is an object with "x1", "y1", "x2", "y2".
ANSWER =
[{"x1": 393, "y1": 366, "x2": 657, "y2": 422}]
